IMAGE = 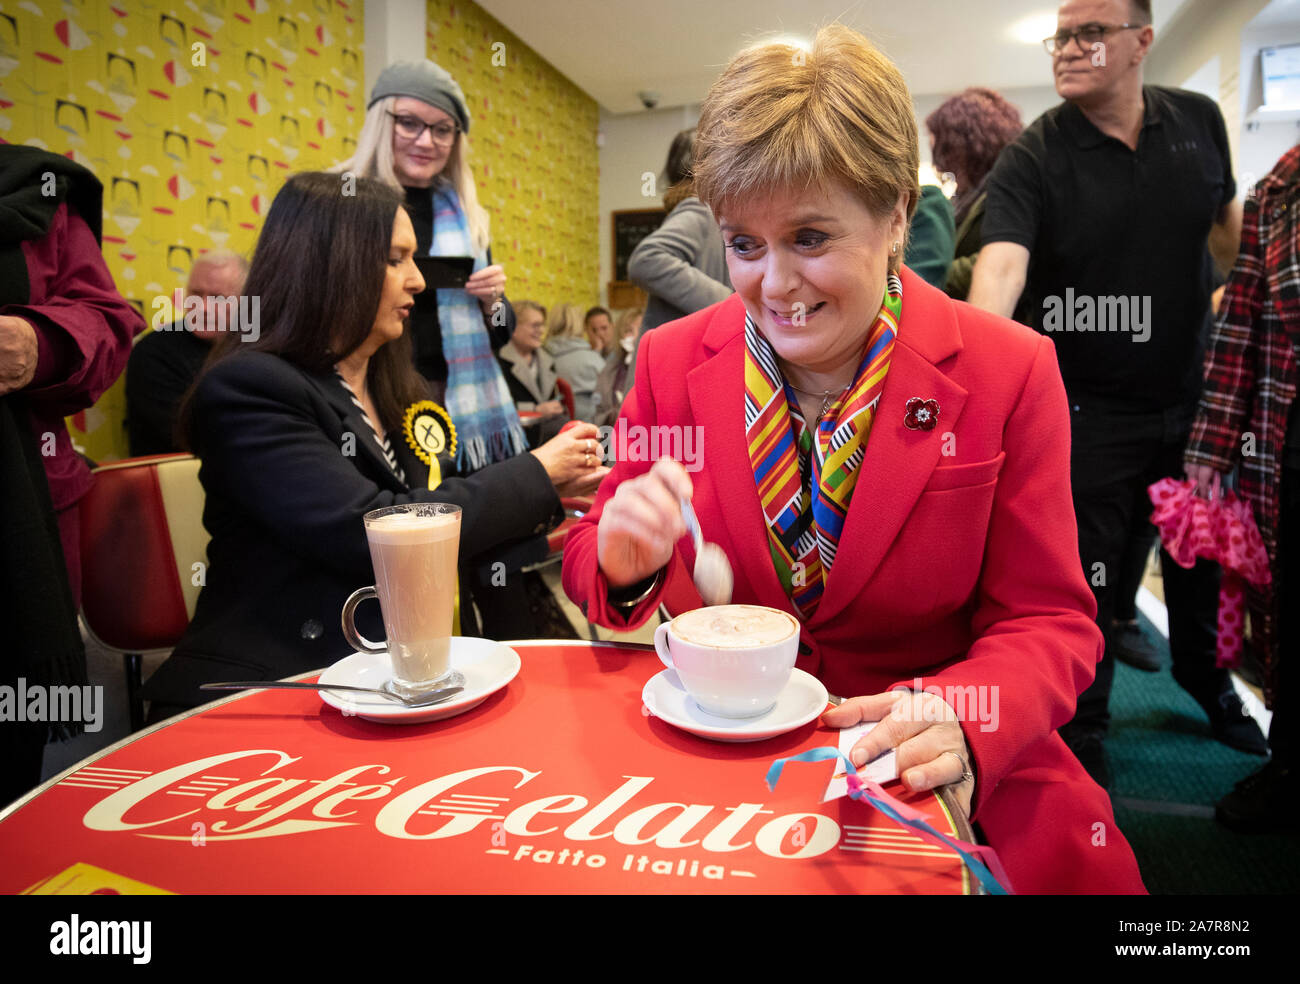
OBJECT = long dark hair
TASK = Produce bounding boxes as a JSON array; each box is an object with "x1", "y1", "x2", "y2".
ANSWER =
[{"x1": 180, "y1": 171, "x2": 429, "y2": 446}]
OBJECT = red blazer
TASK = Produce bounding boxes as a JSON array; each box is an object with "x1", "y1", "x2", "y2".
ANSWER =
[{"x1": 563, "y1": 266, "x2": 1145, "y2": 894}]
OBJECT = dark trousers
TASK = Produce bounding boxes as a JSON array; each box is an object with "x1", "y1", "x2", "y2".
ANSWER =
[
  {"x1": 1065, "y1": 399, "x2": 1228, "y2": 737},
  {"x1": 462, "y1": 574, "x2": 539, "y2": 640},
  {"x1": 1114, "y1": 522, "x2": 1157, "y2": 622},
  {"x1": 1272, "y1": 467, "x2": 1297, "y2": 763},
  {"x1": 0, "y1": 722, "x2": 48, "y2": 809}
]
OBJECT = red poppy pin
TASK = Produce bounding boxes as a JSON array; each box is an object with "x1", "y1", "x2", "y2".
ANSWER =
[{"x1": 904, "y1": 397, "x2": 940, "y2": 431}]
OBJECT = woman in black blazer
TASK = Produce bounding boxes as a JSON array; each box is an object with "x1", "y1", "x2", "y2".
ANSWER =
[{"x1": 141, "y1": 173, "x2": 605, "y2": 719}]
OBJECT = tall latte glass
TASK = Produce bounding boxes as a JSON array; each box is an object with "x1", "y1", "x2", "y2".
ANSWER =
[{"x1": 342, "y1": 503, "x2": 462, "y2": 696}]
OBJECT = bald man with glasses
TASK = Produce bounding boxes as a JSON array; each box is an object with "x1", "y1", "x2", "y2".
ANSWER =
[{"x1": 968, "y1": 0, "x2": 1257, "y2": 789}]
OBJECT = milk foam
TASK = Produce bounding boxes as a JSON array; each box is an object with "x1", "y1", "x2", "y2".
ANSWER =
[
  {"x1": 673, "y1": 605, "x2": 796, "y2": 648},
  {"x1": 366, "y1": 510, "x2": 459, "y2": 543}
]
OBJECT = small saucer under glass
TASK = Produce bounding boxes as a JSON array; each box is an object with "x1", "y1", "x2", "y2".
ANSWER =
[{"x1": 318, "y1": 640, "x2": 520, "y2": 724}]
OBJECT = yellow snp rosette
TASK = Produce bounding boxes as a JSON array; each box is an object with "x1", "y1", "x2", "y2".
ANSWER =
[{"x1": 402, "y1": 400, "x2": 457, "y2": 491}]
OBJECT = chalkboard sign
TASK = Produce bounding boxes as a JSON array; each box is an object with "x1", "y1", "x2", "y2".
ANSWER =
[{"x1": 613, "y1": 208, "x2": 667, "y2": 282}]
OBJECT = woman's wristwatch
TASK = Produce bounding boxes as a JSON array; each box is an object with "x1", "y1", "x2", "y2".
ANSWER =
[{"x1": 607, "y1": 569, "x2": 664, "y2": 612}]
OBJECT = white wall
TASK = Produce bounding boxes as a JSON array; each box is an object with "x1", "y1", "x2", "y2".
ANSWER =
[
  {"x1": 597, "y1": 104, "x2": 700, "y2": 306},
  {"x1": 364, "y1": 0, "x2": 429, "y2": 99},
  {"x1": 1238, "y1": 10, "x2": 1300, "y2": 192}
]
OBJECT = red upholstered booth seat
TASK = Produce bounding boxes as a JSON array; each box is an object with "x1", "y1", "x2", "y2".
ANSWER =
[
  {"x1": 555, "y1": 376, "x2": 576, "y2": 422},
  {"x1": 78, "y1": 454, "x2": 208, "y2": 730},
  {"x1": 79, "y1": 456, "x2": 194, "y2": 651},
  {"x1": 547, "y1": 496, "x2": 593, "y2": 556}
]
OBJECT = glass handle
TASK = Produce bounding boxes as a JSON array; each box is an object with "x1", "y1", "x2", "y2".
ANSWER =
[{"x1": 341, "y1": 586, "x2": 387, "y2": 654}]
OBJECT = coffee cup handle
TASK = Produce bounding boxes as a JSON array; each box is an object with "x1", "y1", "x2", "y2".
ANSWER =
[
  {"x1": 653, "y1": 623, "x2": 675, "y2": 670},
  {"x1": 342, "y1": 586, "x2": 387, "y2": 654}
]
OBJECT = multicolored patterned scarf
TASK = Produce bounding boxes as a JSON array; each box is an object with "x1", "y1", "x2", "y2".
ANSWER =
[
  {"x1": 430, "y1": 182, "x2": 528, "y2": 472},
  {"x1": 744, "y1": 274, "x2": 901, "y2": 617}
]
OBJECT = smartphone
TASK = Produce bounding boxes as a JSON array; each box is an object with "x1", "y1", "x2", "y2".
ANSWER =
[{"x1": 415, "y1": 256, "x2": 476, "y2": 289}]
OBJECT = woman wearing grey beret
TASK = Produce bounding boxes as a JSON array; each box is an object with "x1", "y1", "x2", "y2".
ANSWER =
[
  {"x1": 338, "y1": 60, "x2": 606, "y2": 637},
  {"x1": 340, "y1": 60, "x2": 543, "y2": 474}
]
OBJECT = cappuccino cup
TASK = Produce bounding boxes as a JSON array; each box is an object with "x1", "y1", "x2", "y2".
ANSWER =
[
  {"x1": 342, "y1": 503, "x2": 462, "y2": 696},
  {"x1": 653, "y1": 604, "x2": 799, "y2": 718}
]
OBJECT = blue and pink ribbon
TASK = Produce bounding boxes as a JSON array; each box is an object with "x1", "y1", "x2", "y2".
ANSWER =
[{"x1": 765, "y1": 746, "x2": 1014, "y2": 895}]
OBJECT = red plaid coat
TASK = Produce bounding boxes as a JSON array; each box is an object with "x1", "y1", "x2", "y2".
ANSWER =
[{"x1": 1185, "y1": 144, "x2": 1300, "y2": 707}]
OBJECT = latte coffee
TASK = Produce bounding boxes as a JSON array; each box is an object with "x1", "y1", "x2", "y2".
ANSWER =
[
  {"x1": 342, "y1": 504, "x2": 462, "y2": 696},
  {"x1": 672, "y1": 605, "x2": 797, "y2": 649},
  {"x1": 367, "y1": 509, "x2": 460, "y2": 689},
  {"x1": 655, "y1": 604, "x2": 800, "y2": 718}
]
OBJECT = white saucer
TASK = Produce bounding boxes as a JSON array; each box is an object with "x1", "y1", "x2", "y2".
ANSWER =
[
  {"x1": 642, "y1": 668, "x2": 829, "y2": 742},
  {"x1": 317, "y1": 638, "x2": 520, "y2": 725}
]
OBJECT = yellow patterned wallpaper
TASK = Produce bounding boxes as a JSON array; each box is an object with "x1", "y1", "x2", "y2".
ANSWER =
[
  {"x1": 0, "y1": 0, "x2": 365, "y2": 461},
  {"x1": 426, "y1": 0, "x2": 598, "y2": 310}
]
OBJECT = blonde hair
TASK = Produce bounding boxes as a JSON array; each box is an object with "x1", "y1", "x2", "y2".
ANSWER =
[
  {"x1": 614, "y1": 306, "x2": 644, "y2": 338},
  {"x1": 544, "y1": 303, "x2": 585, "y2": 342},
  {"x1": 693, "y1": 25, "x2": 920, "y2": 271},
  {"x1": 336, "y1": 96, "x2": 490, "y2": 254},
  {"x1": 514, "y1": 300, "x2": 546, "y2": 320}
]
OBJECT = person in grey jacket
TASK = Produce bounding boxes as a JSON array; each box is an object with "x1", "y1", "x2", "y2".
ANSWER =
[{"x1": 629, "y1": 129, "x2": 732, "y2": 339}]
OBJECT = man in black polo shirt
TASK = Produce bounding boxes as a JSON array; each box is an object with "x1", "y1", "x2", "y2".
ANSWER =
[
  {"x1": 125, "y1": 250, "x2": 247, "y2": 455},
  {"x1": 968, "y1": 0, "x2": 1262, "y2": 788}
]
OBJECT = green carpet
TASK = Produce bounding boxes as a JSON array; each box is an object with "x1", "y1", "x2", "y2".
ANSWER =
[{"x1": 1107, "y1": 615, "x2": 1298, "y2": 893}]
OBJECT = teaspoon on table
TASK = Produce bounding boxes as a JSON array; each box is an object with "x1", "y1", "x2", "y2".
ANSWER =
[
  {"x1": 199, "y1": 681, "x2": 465, "y2": 708},
  {"x1": 680, "y1": 498, "x2": 734, "y2": 606}
]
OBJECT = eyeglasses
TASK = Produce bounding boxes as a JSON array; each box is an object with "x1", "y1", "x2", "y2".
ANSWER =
[
  {"x1": 388, "y1": 113, "x2": 459, "y2": 144},
  {"x1": 1042, "y1": 22, "x2": 1141, "y2": 56}
]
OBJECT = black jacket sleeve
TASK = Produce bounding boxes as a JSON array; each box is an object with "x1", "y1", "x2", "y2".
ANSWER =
[
  {"x1": 191, "y1": 353, "x2": 559, "y2": 576},
  {"x1": 124, "y1": 330, "x2": 204, "y2": 455},
  {"x1": 125, "y1": 336, "x2": 184, "y2": 456}
]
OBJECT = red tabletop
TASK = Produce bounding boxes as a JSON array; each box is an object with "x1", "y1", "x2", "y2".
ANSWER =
[{"x1": 0, "y1": 642, "x2": 975, "y2": 894}]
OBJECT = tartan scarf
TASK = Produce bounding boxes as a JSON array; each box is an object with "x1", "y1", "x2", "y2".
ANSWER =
[
  {"x1": 745, "y1": 274, "x2": 901, "y2": 617},
  {"x1": 430, "y1": 182, "x2": 527, "y2": 472}
]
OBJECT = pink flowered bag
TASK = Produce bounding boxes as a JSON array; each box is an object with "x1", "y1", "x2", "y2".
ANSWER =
[{"x1": 1148, "y1": 478, "x2": 1273, "y2": 668}]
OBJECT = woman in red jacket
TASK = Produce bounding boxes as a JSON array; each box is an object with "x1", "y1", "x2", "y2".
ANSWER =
[{"x1": 561, "y1": 25, "x2": 1145, "y2": 893}]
